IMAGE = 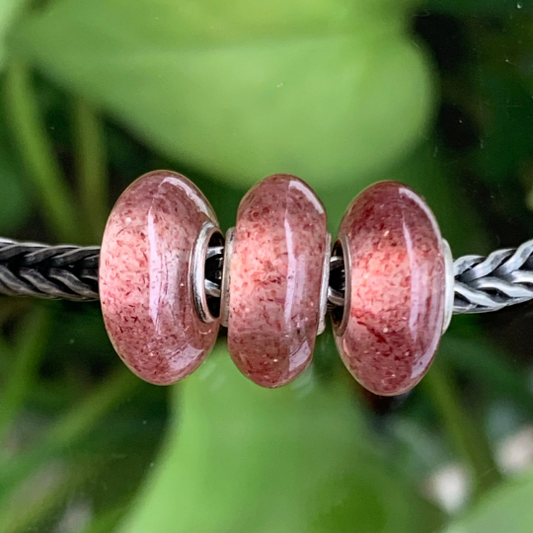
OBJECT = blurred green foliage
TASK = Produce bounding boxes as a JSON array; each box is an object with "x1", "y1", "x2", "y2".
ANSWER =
[
  {"x1": 120, "y1": 350, "x2": 443, "y2": 533},
  {"x1": 10, "y1": 0, "x2": 433, "y2": 189},
  {"x1": 0, "y1": 0, "x2": 533, "y2": 532}
]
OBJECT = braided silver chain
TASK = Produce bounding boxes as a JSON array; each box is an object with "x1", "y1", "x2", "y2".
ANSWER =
[
  {"x1": 453, "y1": 239, "x2": 533, "y2": 313},
  {"x1": 0, "y1": 238, "x2": 99, "y2": 300},
  {"x1": 1, "y1": 236, "x2": 533, "y2": 314}
]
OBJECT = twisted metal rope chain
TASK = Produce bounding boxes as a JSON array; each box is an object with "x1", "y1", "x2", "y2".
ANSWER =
[
  {"x1": 454, "y1": 239, "x2": 533, "y2": 313},
  {"x1": 0, "y1": 238, "x2": 99, "y2": 301},
  {"x1": 1, "y1": 236, "x2": 533, "y2": 314}
]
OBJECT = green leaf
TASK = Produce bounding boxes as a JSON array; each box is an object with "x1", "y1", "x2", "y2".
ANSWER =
[
  {"x1": 442, "y1": 469, "x2": 533, "y2": 533},
  {"x1": 3, "y1": 61, "x2": 85, "y2": 242},
  {"x1": 0, "y1": 306, "x2": 50, "y2": 445},
  {"x1": 424, "y1": 0, "x2": 533, "y2": 15},
  {"x1": 119, "y1": 346, "x2": 442, "y2": 533},
  {"x1": 0, "y1": 145, "x2": 29, "y2": 233},
  {"x1": 473, "y1": 72, "x2": 533, "y2": 184},
  {"x1": 10, "y1": 0, "x2": 433, "y2": 189},
  {"x1": 442, "y1": 335, "x2": 533, "y2": 419},
  {"x1": 0, "y1": 112, "x2": 30, "y2": 234},
  {"x1": 0, "y1": 0, "x2": 25, "y2": 71}
]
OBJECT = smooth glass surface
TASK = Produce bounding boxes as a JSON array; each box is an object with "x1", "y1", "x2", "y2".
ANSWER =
[
  {"x1": 228, "y1": 174, "x2": 328, "y2": 387},
  {"x1": 334, "y1": 181, "x2": 446, "y2": 396},
  {"x1": 100, "y1": 170, "x2": 220, "y2": 385}
]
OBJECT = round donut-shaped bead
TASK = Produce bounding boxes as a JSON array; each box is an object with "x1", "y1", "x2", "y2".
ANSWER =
[
  {"x1": 99, "y1": 170, "x2": 220, "y2": 385},
  {"x1": 333, "y1": 181, "x2": 446, "y2": 396},
  {"x1": 227, "y1": 174, "x2": 329, "y2": 388}
]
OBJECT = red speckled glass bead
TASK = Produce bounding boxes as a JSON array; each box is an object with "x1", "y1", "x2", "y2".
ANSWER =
[
  {"x1": 333, "y1": 181, "x2": 446, "y2": 396},
  {"x1": 227, "y1": 174, "x2": 328, "y2": 388},
  {"x1": 99, "y1": 170, "x2": 219, "y2": 385}
]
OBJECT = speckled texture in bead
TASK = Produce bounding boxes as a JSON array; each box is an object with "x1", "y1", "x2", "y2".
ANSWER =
[
  {"x1": 228, "y1": 174, "x2": 328, "y2": 388},
  {"x1": 99, "y1": 170, "x2": 219, "y2": 385},
  {"x1": 334, "y1": 181, "x2": 446, "y2": 396}
]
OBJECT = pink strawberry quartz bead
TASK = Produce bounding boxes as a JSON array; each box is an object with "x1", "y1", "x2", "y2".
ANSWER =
[
  {"x1": 333, "y1": 181, "x2": 447, "y2": 396},
  {"x1": 99, "y1": 170, "x2": 220, "y2": 385},
  {"x1": 226, "y1": 174, "x2": 329, "y2": 388}
]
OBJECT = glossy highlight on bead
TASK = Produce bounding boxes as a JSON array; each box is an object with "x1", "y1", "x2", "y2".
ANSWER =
[
  {"x1": 333, "y1": 181, "x2": 446, "y2": 396},
  {"x1": 227, "y1": 174, "x2": 329, "y2": 388},
  {"x1": 99, "y1": 170, "x2": 220, "y2": 385}
]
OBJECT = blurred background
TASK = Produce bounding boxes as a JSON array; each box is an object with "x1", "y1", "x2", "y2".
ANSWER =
[{"x1": 1, "y1": 0, "x2": 533, "y2": 531}]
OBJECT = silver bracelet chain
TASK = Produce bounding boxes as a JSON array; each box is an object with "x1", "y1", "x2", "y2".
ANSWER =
[{"x1": 0, "y1": 237, "x2": 532, "y2": 315}]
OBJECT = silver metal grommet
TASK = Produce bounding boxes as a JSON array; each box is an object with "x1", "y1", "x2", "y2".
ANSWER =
[
  {"x1": 220, "y1": 227, "x2": 235, "y2": 328},
  {"x1": 317, "y1": 233, "x2": 332, "y2": 335},
  {"x1": 331, "y1": 233, "x2": 351, "y2": 337},
  {"x1": 191, "y1": 221, "x2": 223, "y2": 324},
  {"x1": 442, "y1": 239, "x2": 454, "y2": 333}
]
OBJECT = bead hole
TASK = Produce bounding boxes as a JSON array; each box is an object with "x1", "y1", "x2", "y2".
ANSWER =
[
  {"x1": 330, "y1": 239, "x2": 346, "y2": 330},
  {"x1": 205, "y1": 230, "x2": 224, "y2": 319}
]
